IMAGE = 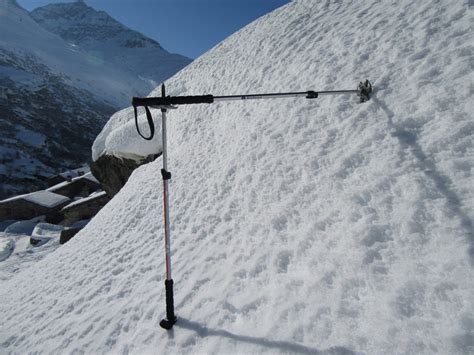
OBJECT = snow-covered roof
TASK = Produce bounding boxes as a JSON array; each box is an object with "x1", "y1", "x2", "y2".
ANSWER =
[
  {"x1": 46, "y1": 171, "x2": 100, "y2": 193},
  {"x1": 61, "y1": 191, "x2": 107, "y2": 211},
  {"x1": 45, "y1": 180, "x2": 72, "y2": 192},
  {"x1": 0, "y1": 192, "x2": 30, "y2": 204},
  {"x1": 0, "y1": 190, "x2": 70, "y2": 208},
  {"x1": 23, "y1": 191, "x2": 70, "y2": 208}
]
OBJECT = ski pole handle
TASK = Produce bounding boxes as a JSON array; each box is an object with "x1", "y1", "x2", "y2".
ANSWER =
[
  {"x1": 131, "y1": 94, "x2": 214, "y2": 140},
  {"x1": 132, "y1": 95, "x2": 214, "y2": 107}
]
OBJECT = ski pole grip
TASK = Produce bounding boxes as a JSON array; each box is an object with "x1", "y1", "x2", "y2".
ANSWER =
[
  {"x1": 165, "y1": 279, "x2": 176, "y2": 322},
  {"x1": 132, "y1": 95, "x2": 214, "y2": 107}
]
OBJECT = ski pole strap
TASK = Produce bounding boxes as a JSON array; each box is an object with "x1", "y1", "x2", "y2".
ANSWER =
[
  {"x1": 132, "y1": 95, "x2": 214, "y2": 140},
  {"x1": 133, "y1": 104, "x2": 155, "y2": 140}
]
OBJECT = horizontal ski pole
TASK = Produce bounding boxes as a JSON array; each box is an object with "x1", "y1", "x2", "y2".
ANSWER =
[
  {"x1": 132, "y1": 83, "x2": 370, "y2": 108},
  {"x1": 213, "y1": 89, "x2": 358, "y2": 102},
  {"x1": 132, "y1": 80, "x2": 372, "y2": 140}
]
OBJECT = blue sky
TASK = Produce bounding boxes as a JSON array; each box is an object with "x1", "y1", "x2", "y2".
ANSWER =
[{"x1": 18, "y1": 0, "x2": 291, "y2": 59}]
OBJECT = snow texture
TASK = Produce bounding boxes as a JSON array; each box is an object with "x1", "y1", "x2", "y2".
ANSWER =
[
  {"x1": 0, "y1": 230, "x2": 60, "y2": 281},
  {"x1": 0, "y1": 236, "x2": 14, "y2": 262},
  {"x1": 1, "y1": 0, "x2": 473, "y2": 354}
]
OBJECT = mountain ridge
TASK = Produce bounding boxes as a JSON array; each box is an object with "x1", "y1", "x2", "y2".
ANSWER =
[{"x1": 31, "y1": 1, "x2": 191, "y2": 89}]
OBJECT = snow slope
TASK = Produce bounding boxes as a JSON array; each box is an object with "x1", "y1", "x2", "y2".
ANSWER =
[{"x1": 1, "y1": 0, "x2": 473, "y2": 354}]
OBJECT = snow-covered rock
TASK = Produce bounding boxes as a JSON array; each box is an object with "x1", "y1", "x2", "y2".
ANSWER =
[
  {"x1": 3, "y1": 217, "x2": 42, "y2": 235},
  {"x1": 30, "y1": 222, "x2": 65, "y2": 246},
  {"x1": 1, "y1": 0, "x2": 472, "y2": 354},
  {"x1": 92, "y1": 105, "x2": 164, "y2": 161}
]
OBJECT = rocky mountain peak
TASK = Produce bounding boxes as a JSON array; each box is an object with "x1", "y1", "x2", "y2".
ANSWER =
[{"x1": 31, "y1": 2, "x2": 161, "y2": 49}]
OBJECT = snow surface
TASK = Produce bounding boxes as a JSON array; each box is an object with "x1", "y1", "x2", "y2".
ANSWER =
[
  {"x1": 0, "y1": 217, "x2": 63, "y2": 280},
  {"x1": 0, "y1": 235, "x2": 14, "y2": 262},
  {"x1": 1, "y1": 0, "x2": 473, "y2": 354},
  {"x1": 0, "y1": 230, "x2": 60, "y2": 281}
]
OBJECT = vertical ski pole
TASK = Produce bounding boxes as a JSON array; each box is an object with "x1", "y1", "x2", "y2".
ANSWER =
[{"x1": 158, "y1": 83, "x2": 177, "y2": 330}]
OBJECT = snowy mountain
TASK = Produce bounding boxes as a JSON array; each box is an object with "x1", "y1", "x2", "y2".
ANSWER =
[
  {"x1": 1, "y1": 0, "x2": 472, "y2": 354},
  {"x1": 0, "y1": 0, "x2": 190, "y2": 198},
  {"x1": 31, "y1": 0, "x2": 191, "y2": 91}
]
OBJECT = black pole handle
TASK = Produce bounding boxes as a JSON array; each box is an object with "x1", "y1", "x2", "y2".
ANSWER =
[
  {"x1": 159, "y1": 279, "x2": 177, "y2": 330},
  {"x1": 132, "y1": 95, "x2": 214, "y2": 107},
  {"x1": 132, "y1": 94, "x2": 214, "y2": 141}
]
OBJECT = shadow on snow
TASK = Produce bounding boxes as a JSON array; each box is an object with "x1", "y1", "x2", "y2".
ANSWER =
[
  {"x1": 174, "y1": 318, "x2": 355, "y2": 354},
  {"x1": 372, "y1": 94, "x2": 474, "y2": 266}
]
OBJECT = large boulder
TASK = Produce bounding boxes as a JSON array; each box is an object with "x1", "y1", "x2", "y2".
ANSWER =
[{"x1": 90, "y1": 154, "x2": 159, "y2": 197}]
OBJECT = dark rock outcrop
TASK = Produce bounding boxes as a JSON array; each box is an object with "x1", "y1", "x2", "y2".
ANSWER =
[
  {"x1": 90, "y1": 154, "x2": 159, "y2": 197},
  {"x1": 60, "y1": 228, "x2": 81, "y2": 244}
]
